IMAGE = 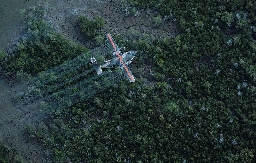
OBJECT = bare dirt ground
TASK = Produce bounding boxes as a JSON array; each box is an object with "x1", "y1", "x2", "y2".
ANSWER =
[
  {"x1": 0, "y1": 0, "x2": 39, "y2": 51},
  {"x1": 0, "y1": 0, "x2": 179, "y2": 162},
  {"x1": 44, "y1": 0, "x2": 180, "y2": 47},
  {"x1": 0, "y1": 78, "x2": 46, "y2": 162}
]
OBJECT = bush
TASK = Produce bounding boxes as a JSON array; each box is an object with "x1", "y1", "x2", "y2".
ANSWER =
[
  {"x1": 0, "y1": 51, "x2": 6, "y2": 62},
  {"x1": 78, "y1": 16, "x2": 105, "y2": 39},
  {"x1": 0, "y1": 142, "x2": 23, "y2": 163}
]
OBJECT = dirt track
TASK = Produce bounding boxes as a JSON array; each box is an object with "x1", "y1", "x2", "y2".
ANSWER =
[{"x1": 0, "y1": 0, "x2": 179, "y2": 162}]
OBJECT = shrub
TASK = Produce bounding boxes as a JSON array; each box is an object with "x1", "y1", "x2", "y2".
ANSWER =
[
  {"x1": 0, "y1": 50, "x2": 6, "y2": 62},
  {"x1": 0, "y1": 142, "x2": 23, "y2": 163},
  {"x1": 78, "y1": 16, "x2": 105, "y2": 39}
]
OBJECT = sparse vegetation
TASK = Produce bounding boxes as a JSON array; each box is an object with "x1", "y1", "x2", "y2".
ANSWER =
[{"x1": 152, "y1": 14, "x2": 162, "y2": 26}]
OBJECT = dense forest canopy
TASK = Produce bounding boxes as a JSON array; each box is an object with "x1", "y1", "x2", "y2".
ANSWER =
[{"x1": 0, "y1": 0, "x2": 255, "y2": 162}]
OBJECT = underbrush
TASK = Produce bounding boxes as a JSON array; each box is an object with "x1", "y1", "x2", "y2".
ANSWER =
[
  {"x1": 0, "y1": 142, "x2": 22, "y2": 163},
  {"x1": 77, "y1": 16, "x2": 104, "y2": 40}
]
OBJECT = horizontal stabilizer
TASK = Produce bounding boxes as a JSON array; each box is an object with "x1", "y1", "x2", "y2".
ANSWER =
[{"x1": 96, "y1": 66, "x2": 103, "y2": 75}]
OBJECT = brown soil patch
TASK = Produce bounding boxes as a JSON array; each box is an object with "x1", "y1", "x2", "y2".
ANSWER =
[{"x1": 42, "y1": 0, "x2": 180, "y2": 47}]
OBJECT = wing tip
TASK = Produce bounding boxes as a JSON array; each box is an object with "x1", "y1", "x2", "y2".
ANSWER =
[{"x1": 129, "y1": 76, "x2": 135, "y2": 82}]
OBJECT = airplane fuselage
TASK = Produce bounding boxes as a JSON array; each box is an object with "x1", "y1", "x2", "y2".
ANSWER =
[
  {"x1": 108, "y1": 51, "x2": 136, "y2": 68},
  {"x1": 91, "y1": 33, "x2": 136, "y2": 82}
]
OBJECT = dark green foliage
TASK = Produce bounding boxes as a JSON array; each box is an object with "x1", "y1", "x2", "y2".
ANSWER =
[
  {"x1": 129, "y1": 0, "x2": 256, "y2": 36},
  {"x1": 0, "y1": 142, "x2": 22, "y2": 163},
  {"x1": 0, "y1": 6, "x2": 88, "y2": 77},
  {"x1": 78, "y1": 16, "x2": 105, "y2": 39},
  {"x1": 0, "y1": 50, "x2": 6, "y2": 62},
  {"x1": 1, "y1": 32, "x2": 87, "y2": 76},
  {"x1": 12, "y1": 0, "x2": 256, "y2": 162},
  {"x1": 33, "y1": 80, "x2": 255, "y2": 162}
]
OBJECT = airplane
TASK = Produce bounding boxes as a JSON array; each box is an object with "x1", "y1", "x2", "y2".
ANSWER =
[{"x1": 91, "y1": 33, "x2": 136, "y2": 82}]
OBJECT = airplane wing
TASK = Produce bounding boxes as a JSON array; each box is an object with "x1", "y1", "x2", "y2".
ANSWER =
[
  {"x1": 106, "y1": 33, "x2": 120, "y2": 56},
  {"x1": 107, "y1": 33, "x2": 135, "y2": 82},
  {"x1": 106, "y1": 33, "x2": 126, "y2": 66},
  {"x1": 120, "y1": 63, "x2": 135, "y2": 82}
]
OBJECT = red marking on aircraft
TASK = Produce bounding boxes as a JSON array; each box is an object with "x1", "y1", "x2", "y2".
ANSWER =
[{"x1": 107, "y1": 33, "x2": 135, "y2": 82}]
